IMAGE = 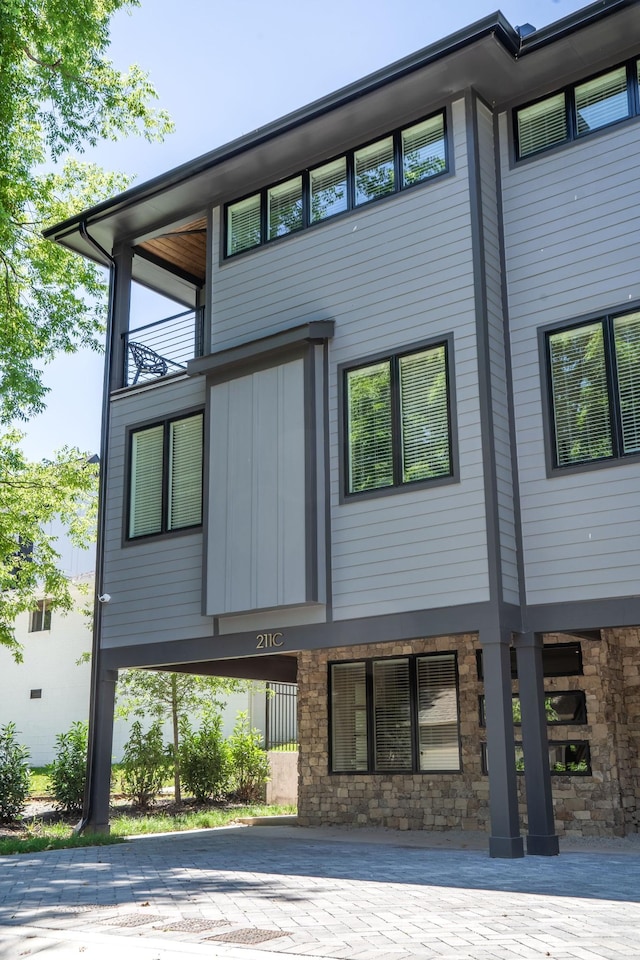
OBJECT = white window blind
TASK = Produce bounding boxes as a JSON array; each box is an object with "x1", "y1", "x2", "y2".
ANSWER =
[
  {"x1": 402, "y1": 115, "x2": 446, "y2": 186},
  {"x1": 575, "y1": 67, "x2": 629, "y2": 134},
  {"x1": 129, "y1": 425, "x2": 164, "y2": 537},
  {"x1": 417, "y1": 655, "x2": 460, "y2": 772},
  {"x1": 346, "y1": 361, "x2": 393, "y2": 493},
  {"x1": 331, "y1": 662, "x2": 368, "y2": 772},
  {"x1": 168, "y1": 414, "x2": 203, "y2": 530},
  {"x1": 354, "y1": 136, "x2": 395, "y2": 205},
  {"x1": 517, "y1": 93, "x2": 568, "y2": 157},
  {"x1": 267, "y1": 176, "x2": 303, "y2": 239},
  {"x1": 310, "y1": 158, "x2": 348, "y2": 222},
  {"x1": 548, "y1": 323, "x2": 612, "y2": 467},
  {"x1": 373, "y1": 659, "x2": 413, "y2": 771},
  {"x1": 227, "y1": 193, "x2": 261, "y2": 255},
  {"x1": 399, "y1": 346, "x2": 450, "y2": 483},
  {"x1": 614, "y1": 311, "x2": 640, "y2": 455}
]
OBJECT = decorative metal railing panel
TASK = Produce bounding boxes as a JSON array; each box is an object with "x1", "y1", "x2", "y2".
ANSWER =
[{"x1": 123, "y1": 307, "x2": 204, "y2": 387}]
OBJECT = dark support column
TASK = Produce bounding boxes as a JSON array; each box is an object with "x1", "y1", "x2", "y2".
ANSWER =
[
  {"x1": 480, "y1": 628, "x2": 524, "y2": 858},
  {"x1": 515, "y1": 632, "x2": 559, "y2": 856},
  {"x1": 110, "y1": 246, "x2": 133, "y2": 391},
  {"x1": 84, "y1": 668, "x2": 117, "y2": 835}
]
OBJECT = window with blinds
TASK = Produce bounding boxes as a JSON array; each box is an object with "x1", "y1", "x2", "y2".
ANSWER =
[
  {"x1": 344, "y1": 341, "x2": 453, "y2": 496},
  {"x1": 330, "y1": 662, "x2": 368, "y2": 772},
  {"x1": 546, "y1": 311, "x2": 640, "y2": 469},
  {"x1": 515, "y1": 56, "x2": 640, "y2": 160},
  {"x1": 224, "y1": 109, "x2": 448, "y2": 256},
  {"x1": 329, "y1": 653, "x2": 461, "y2": 774},
  {"x1": 128, "y1": 413, "x2": 203, "y2": 539},
  {"x1": 29, "y1": 599, "x2": 51, "y2": 633}
]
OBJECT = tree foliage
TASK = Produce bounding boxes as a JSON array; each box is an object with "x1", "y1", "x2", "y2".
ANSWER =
[
  {"x1": 116, "y1": 671, "x2": 246, "y2": 804},
  {"x1": 0, "y1": 0, "x2": 172, "y2": 652}
]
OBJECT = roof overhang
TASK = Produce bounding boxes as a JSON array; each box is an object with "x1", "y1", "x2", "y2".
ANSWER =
[{"x1": 44, "y1": 0, "x2": 640, "y2": 291}]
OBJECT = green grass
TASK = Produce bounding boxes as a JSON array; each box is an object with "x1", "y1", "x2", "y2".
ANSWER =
[{"x1": 0, "y1": 804, "x2": 296, "y2": 856}]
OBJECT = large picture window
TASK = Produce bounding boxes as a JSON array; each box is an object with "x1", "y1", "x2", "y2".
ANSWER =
[
  {"x1": 330, "y1": 653, "x2": 461, "y2": 774},
  {"x1": 545, "y1": 310, "x2": 640, "y2": 469},
  {"x1": 344, "y1": 342, "x2": 452, "y2": 496},
  {"x1": 128, "y1": 413, "x2": 203, "y2": 539}
]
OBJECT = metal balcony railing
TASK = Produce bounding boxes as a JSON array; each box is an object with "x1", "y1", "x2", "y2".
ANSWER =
[{"x1": 123, "y1": 307, "x2": 204, "y2": 387}]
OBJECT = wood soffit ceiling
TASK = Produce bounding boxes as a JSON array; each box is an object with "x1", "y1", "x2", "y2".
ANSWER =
[{"x1": 136, "y1": 217, "x2": 207, "y2": 282}]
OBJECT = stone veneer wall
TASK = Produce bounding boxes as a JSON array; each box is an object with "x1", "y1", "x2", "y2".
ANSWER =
[{"x1": 297, "y1": 629, "x2": 640, "y2": 838}]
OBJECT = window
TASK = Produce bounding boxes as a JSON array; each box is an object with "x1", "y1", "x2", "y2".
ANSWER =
[
  {"x1": 482, "y1": 741, "x2": 591, "y2": 776},
  {"x1": 479, "y1": 691, "x2": 587, "y2": 727},
  {"x1": 545, "y1": 310, "x2": 640, "y2": 469},
  {"x1": 344, "y1": 342, "x2": 452, "y2": 496},
  {"x1": 476, "y1": 641, "x2": 583, "y2": 680},
  {"x1": 515, "y1": 59, "x2": 639, "y2": 159},
  {"x1": 225, "y1": 110, "x2": 447, "y2": 255},
  {"x1": 128, "y1": 413, "x2": 203, "y2": 539},
  {"x1": 330, "y1": 653, "x2": 461, "y2": 774},
  {"x1": 29, "y1": 600, "x2": 51, "y2": 633}
]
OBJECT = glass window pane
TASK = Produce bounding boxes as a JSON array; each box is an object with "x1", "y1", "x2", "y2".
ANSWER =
[
  {"x1": 331, "y1": 662, "x2": 368, "y2": 772},
  {"x1": 310, "y1": 158, "x2": 348, "y2": 222},
  {"x1": 227, "y1": 194, "x2": 261, "y2": 255},
  {"x1": 613, "y1": 311, "x2": 640, "y2": 455},
  {"x1": 130, "y1": 425, "x2": 164, "y2": 537},
  {"x1": 517, "y1": 93, "x2": 568, "y2": 157},
  {"x1": 354, "y1": 137, "x2": 395, "y2": 205},
  {"x1": 267, "y1": 176, "x2": 303, "y2": 239},
  {"x1": 373, "y1": 659, "x2": 412, "y2": 771},
  {"x1": 548, "y1": 322, "x2": 613, "y2": 466},
  {"x1": 575, "y1": 67, "x2": 629, "y2": 135},
  {"x1": 417, "y1": 655, "x2": 460, "y2": 771},
  {"x1": 168, "y1": 415, "x2": 203, "y2": 530},
  {"x1": 402, "y1": 115, "x2": 446, "y2": 186},
  {"x1": 346, "y1": 361, "x2": 393, "y2": 493},
  {"x1": 399, "y1": 346, "x2": 450, "y2": 483}
]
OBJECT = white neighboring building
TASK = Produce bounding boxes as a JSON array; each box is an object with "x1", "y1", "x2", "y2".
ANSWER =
[{"x1": 1, "y1": 573, "x2": 263, "y2": 767}]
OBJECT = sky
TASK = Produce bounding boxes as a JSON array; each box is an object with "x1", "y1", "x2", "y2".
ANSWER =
[{"x1": 21, "y1": 0, "x2": 589, "y2": 460}]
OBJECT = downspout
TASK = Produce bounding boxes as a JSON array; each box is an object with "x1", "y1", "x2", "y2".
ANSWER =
[{"x1": 74, "y1": 222, "x2": 116, "y2": 834}]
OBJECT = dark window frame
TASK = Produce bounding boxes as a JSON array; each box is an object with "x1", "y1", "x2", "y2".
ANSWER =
[
  {"x1": 478, "y1": 690, "x2": 587, "y2": 727},
  {"x1": 481, "y1": 740, "x2": 592, "y2": 776},
  {"x1": 541, "y1": 309, "x2": 640, "y2": 474},
  {"x1": 475, "y1": 642, "x2": 583, "y2": 681},
  {"x1": 328, "y1": 651, "x2": 462, "y2": 776},
  {"x1": 125, "y1": 409, "x2": 204, "y2": 543},
  {"x1": 339, "y1": 336, "x2": 457, "y2": 502},
  {"x1": 224, "y1": 108, "x2": 449, "y2": 258},
  {"x1": 514, "y1": 56, "x2": 640, "y2": 161}
]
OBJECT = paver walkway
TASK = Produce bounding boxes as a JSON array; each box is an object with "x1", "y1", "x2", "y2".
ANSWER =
[{"x1": 0, "y1": 825, "x2": 639, "y2": 960}]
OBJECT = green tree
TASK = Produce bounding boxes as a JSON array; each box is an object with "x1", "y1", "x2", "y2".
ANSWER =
[
  {"x1": 0, "y1": 0, "x2": 172, "y2": 652},
  {"x1": 116, "y1": 671, "x2": 246, "y2": 805}
]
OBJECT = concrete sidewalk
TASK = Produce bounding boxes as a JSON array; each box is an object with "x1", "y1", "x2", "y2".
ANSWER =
[{"x1": 1, "y1": 824, "x2": 639, "y2": 960}]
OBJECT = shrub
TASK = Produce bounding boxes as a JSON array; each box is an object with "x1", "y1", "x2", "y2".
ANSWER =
[
  {"x1": 180, "y1": 711, "x2": 230, "y2": 803},
  {"x1": 229, "y1": 712, "x2": 270, "y2": 803},
  {"x1": 0, "y1": 723, "x2": 30, "y2": 822},
  {"x1": 121, "y1": 720, "x2": 171, "y2": 809},
  {"x1": 49, "y1": 721, "x2": 88, "y2": 812}
]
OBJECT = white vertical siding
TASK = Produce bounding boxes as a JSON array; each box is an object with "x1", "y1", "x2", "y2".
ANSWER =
[{"x1": 502, "y1": 113, "x2": 640, "y2": 604}]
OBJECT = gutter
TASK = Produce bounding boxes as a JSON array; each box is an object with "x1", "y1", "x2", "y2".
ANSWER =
[
  {"x1": 43, "y1": 13, "x2": 518, "y2": 244},
  {"x1": 73, "y1": 223, "x2": 115, "y2": 835},
  {"x1": 519, "y1": 0, "x2": 635, "y2": 53}
]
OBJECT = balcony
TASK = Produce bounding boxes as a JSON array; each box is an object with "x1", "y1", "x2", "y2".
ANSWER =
[{"x1": 123, "y1": 307, "x2": 204, "y2": 387}]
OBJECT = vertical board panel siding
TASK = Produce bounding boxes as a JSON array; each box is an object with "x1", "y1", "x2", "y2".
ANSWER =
[
  {"x1": 477, "y1": 100, "x2": 519, "y2": 606},
  {"x1": 207, "y1": 359, "x2": 307, "y2": 615},
  {"x1": 102, "y1": 377, "x2": 211, "y2": 648},
  {"x1": 213, "y1": 98, "x2": 490, "y2": 620},
  {"x1": 501, "y1": 112, "x2": 640, "y2": 603}
]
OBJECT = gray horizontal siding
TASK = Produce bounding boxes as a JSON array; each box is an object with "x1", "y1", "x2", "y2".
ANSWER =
[
  {"x1": 501, "y1": 112, "x2": 640, "y2": 605},
  {"x1": 211, "y1": 98, "x2": 489, "y2": 622},
  {"x1": 102, "y1": 376, "x2": 212, "y2": 649}
]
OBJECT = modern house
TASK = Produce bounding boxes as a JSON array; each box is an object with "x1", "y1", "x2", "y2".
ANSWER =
[{"x1": 45, "y1": 0, "x2": 640, "y2": 857}]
